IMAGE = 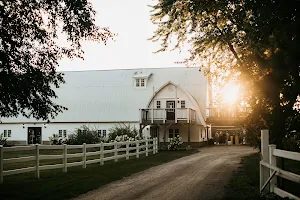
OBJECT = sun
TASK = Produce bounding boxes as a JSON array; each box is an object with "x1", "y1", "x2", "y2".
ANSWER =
[{"x1": 220, "y1": 83, "x2": 240, "y2": 105}]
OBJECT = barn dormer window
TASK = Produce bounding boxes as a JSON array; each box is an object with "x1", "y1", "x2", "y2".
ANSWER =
[
  {"x1": 133, "y1": 72, "x2": 152, "y2": 88},
  {"x1": 141, "y1": 79, "x2": 145, "y2": 87},
  {"x1": 135, "y1": 78, "x2": 145, "y2": 87}
]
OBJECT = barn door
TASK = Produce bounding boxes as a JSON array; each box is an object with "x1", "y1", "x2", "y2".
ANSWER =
[
  {"x1": 27, "y1": 127, "x2": 42, "y2": 144},
  {"x1": 166, "y1": 101, "x2": 175, "y2": 120}
]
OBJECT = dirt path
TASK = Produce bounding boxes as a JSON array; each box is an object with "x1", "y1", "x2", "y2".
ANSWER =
[{"x1": 74, "y1": 146, "x2": 257, "y2": 200}]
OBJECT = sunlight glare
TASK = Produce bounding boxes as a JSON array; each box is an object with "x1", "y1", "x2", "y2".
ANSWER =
[{"x1": 220, "y1": 83, "x2": 240, "y2": 105}]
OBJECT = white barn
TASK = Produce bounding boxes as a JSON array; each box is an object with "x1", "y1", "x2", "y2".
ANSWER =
[{"x1": 0, "y1": 67, "x2": 211, "y2": 147}]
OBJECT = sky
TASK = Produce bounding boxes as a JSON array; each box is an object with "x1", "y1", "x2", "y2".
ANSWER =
[{"x1": 57, "y1": 0, "x2": 189, "y2": 71}]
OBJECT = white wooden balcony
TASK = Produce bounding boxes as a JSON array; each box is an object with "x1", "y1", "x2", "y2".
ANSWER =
[
  {"x1": 140, "y1": 108, "x2": 196, "y2": 124},
  {"x1": 206, "y1": 107, "x2": 251, "y2": 124}
]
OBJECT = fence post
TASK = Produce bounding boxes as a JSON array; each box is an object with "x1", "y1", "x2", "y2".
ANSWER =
[
  {"x1": 126, "y1": 141, "x2": 129, "y2": 160},
  {"x1": 0, "y1": 145, "x2": 3, "y2": 184},
  {"x1": 83, "y1": 143, "x2": 86, "y2": 169},
  {"x1": 260, "y1": 130, "x2": 269, "y2": 193},
  {"x1": 269, "y1": 144, "x2": 277, "y2": 192},
  {"x1": 36, "y1": 144, "x2": 40, "y2": 179},
  {"x1": 156, "y1": 138, "x2": 158, "y2": 153},
  {"x1": 63, "y1": 144, "x2": 67, "y2": 172},
  {"x1": 152, "y1": 139, "x2": 155, "y2": 155},
  {"x1": 146, "y1": 138, "x2": 149, "y2": 157},
  {"x1": 136, "y1": 140, "x2": 139, "y2": 158},
  {"x1": 100, "y1": 142, "x2": 104, "y2": 166},
  {"x1": 114, "y1": 141, "x2": 118, "y2": 162},
  {"x1": 260, "y1": 161, "x2": 263, "y2": 193}
]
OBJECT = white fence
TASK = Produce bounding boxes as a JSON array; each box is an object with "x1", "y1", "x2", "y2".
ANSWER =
[
  {"x1": 0, "y1": 138, "x2": 158, "y2": 184},
  {"x1": 260, "y1": 130, "x2": 300, "y2": 200}
]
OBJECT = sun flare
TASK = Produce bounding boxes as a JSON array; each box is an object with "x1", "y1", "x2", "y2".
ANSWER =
[{"x1": 220, "y1": 83, "x2": 240, "y2": 105}]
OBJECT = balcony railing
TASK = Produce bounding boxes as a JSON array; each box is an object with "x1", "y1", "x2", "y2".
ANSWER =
[
  {"x1": 140, "y1": 108, "x2": 196, "y2": 124},
  {"x1": 206, "y1": 107, "x2": 251, "y2": 118}
]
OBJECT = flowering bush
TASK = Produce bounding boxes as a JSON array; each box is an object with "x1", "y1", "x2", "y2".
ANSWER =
[
  {"x1": 112, "y1": 134, "x2": 144, "y2": 143},
  {"x1": 168, "y1": 136, "x2": 183, "y2": 150},
  {"x1": 49, "y1": 134, "x2": 68, "y2": 145},
  {"x1": 111, "y1": 134, "x2": 152, "y2": 151},
  {"x1": 108, "y1": 123, "x2": 139, "y2": 142}
]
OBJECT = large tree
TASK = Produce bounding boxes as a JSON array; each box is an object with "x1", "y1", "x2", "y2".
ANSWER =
[
  {"x1": 150, "y1": 0, "x2": 300, "y2": 149},
  {"x1": 0, "y1": 0, "x2": 113, "y2": 120}
]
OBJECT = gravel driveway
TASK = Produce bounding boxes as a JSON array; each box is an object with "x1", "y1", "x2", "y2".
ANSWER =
[{"x1": 74, "y1": 146, "x2": 257, "y2": 200}]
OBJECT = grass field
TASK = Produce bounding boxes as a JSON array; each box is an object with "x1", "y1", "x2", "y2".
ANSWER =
[
  {"x1": 0, "y1": 150, "x2": 197, "y2": 200},
  {"x1": 222, "y1": 152, "x2": 300, "y2": 200}
]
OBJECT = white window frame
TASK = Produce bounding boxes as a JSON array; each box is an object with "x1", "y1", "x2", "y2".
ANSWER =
[
  {"x1": 168, "y1": 129, "x2": 174, "y2": 141},
  {"x1": 181, "y1": 100, "x2": 186, "y2": 108},
  {"x1": 156, "y1": 101, "x2": 161, "y2": 108},
  {"x1": 103, "y1": 130, "x2": 107, "y2": 137},
  {"x1": 97, "y1": 130, "x2": 102, "y2": 137},
  {"x1": 141, "y1": 79, "x2": 145, "y2": 87},
  {"x1": 134, "y1": 78, "x2": 147, "y2": 88},
  {"x1": 59, "y1": 130, "x2": 63, "y2": 137},
  {"x1": 175, "y1": 129, "x2": 179, "y2": 137},
  {"x1": 136, "y1": 79, "x2": 140, "y2": 87},
  {"x1": 3, "y1": 130, "x2": 11, "y2": 138}
]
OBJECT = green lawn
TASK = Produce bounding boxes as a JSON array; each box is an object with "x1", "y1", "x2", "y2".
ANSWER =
[
  {"x1": 0, "y1": 150, "x2": 197, "y2": 200},
  {"x1": 222, "y1": 152, "x2": 300, "y2": 200}
]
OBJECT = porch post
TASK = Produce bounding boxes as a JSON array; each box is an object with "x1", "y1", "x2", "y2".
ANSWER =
[
  {"x1": 175, "y1": 86, "x2": 178, "y2": 123},
  {"x1": 163, "y1": 124, "x2": 167, "y2": 144},
  {"x1": 139, "y1": 124, "x2": 143, "y2": 138},
  {"x1": 157, "y1": 127, "x2": 160, "y2": 147},
  {"x1": 188, "y1": 122, "x2": 191, "y2": 148},
  {"x1": 206, "y1": 127, "x2": 209, "y2": 145}
]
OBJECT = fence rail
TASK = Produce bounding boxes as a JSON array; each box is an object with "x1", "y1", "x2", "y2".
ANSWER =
[
  {"x1": 260, "y1": 130, "x2": 300, "y2": 200},
  {"x1": 0, "y1": 138, "x2": 158, "y2": 184}
]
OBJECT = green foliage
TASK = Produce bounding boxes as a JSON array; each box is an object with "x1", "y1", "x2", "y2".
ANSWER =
[
  {"x1": 67, "y1": 126, "x2": 104, "y2": 145},
  {"x1": 0, "y1": 133, "x2": 7, "y2": 146},
  {"x1": 48, "y1": 134, "x2": 68, "y2": 145},
  {"x1": 282, "y1": 131, "x2": 300, "y2": 152},
  {"x1": 108, "y1": 124, "x2": 139, "y2": 142},
  {"x1": 151, "y1": 0, "x2": 300, "y2": 148},
  {"x1": 167, "y1": 135, "x2": 183, "y2": 150},
  {"x1": 0, "y1": 1, "x2": 113, "y2": 120}
]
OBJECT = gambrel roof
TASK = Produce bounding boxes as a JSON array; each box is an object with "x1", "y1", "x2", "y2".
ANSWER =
[{"x1": 1, "y1": 67, "x2": 208, "y2": 124}]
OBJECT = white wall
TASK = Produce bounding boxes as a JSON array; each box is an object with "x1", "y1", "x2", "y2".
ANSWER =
[
  {"x1": 154, "y1": 124, "x2": 206, "y2": 143},
  {"x1": 148, "y1": 83, "x2": 206, "y2": 126},
  {"x1": 149, "y1": 84, "x2": 194, "y2": 110},
  {"x1": 0, "y1": 122, "x2": 141, "y2": 144}
]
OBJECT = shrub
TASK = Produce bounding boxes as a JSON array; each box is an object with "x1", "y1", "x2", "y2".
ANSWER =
[
  {"x1": 168, "y1": 136, "x2": 183, "y2": 150},
  {"x1": 67, "y1": 125, "x2": 105, "y2": 145},
  {"x1": 108, "y1": 123, "x2": 139, "y2": 142},
  {"x1": 0, "y1": 133, "x2": 7, "y2": 146},
  {"x1": 282, "y1": 131, "x2": 300, "y2": 152},
  {"x1": 49, "y1": 134, "x2": 68, "y2": 145},
  {"x1": 49, "y1": 126, "x2": 105, "y2": 145}
]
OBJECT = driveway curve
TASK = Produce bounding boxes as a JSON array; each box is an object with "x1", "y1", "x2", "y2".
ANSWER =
[{"x1": 74, "y1": 146, "x2": 257, "y2": 200}]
